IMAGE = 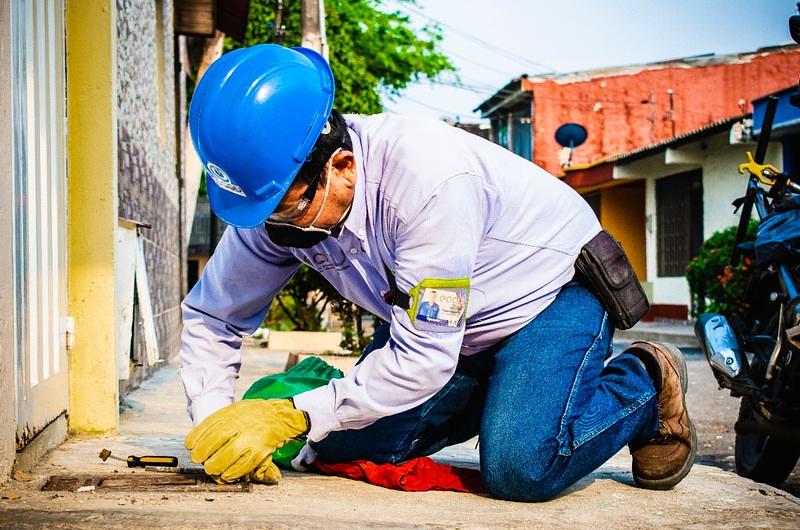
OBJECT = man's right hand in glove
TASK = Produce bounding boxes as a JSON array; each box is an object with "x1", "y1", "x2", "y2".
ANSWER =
[{"x1": 185, "y1": 398, "x2": 310, "y2": 484}]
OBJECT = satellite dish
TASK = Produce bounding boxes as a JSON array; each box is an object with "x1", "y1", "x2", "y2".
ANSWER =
[
  {"x1": 555, "y1": 122, "x2": 588, "y2": 149},
  {"x1": 555, "y1": 123, "x2": 587, "y2": 167}
]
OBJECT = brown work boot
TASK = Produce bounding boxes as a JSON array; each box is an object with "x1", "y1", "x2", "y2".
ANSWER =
[{"x1": 627, "y1": 341, "x2": 696, "y2": 490}]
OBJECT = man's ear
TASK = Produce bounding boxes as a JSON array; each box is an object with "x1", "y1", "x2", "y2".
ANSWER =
[{"x1": 331, "y1": 149, "x2": 355, "y2": 172}]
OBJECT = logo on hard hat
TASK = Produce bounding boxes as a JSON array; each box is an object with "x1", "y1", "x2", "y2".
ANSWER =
[{"x1": 206, "y1": 162, "x2": 246, "y2": 197}]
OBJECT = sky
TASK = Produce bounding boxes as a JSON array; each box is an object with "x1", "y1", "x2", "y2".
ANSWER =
[{"x1": 379, "y1": 0, "x2": 800, "y2": 122}]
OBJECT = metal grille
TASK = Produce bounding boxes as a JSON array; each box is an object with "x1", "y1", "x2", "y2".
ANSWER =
[{"x1": 656, "y1": 170, "x2": 703, "y2": 277}]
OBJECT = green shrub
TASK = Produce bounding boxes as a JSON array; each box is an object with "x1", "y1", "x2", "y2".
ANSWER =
[{"x1": 686, "y1": 221, "x2": 758, "y2": 318}]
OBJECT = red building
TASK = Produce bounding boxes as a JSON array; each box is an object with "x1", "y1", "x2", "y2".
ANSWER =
[{"x1": 476, "y1": 45, "x2": 800, "y2": 176}]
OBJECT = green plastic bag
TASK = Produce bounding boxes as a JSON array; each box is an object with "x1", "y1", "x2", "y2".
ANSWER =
[{"x1": 243, "y1": 356, "x2": 343, "y2": 468}]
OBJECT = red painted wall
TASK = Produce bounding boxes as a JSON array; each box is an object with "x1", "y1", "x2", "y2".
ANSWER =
[{"x1": 526, "y1": 47, "x2": 800, "y2": 174}]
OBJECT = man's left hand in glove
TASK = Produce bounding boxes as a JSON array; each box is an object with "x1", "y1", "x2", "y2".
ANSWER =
[{"x1": 185, "y1": 398, "x2": 310, "y2": 484}]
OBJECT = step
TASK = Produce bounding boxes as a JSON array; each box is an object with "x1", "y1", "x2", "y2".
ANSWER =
[{"x1": 615, "y1": 321, "x2": 700, "y2": 350}]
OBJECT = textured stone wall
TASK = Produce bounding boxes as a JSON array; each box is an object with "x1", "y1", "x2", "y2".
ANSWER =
[{"x1": 117, "y1": 0, "x2": 182, "y2": 390}]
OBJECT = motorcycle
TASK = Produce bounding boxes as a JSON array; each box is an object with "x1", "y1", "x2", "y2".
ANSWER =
[{"x1": 693, "y1": 7, "x2": 800, "y2": 487}]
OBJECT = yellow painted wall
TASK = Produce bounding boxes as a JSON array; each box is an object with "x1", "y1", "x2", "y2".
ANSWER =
[
  {"x1": 65, "y1": 0, "x2": 119, "y2": 433},
  {"x1": 600, "y1": 185, "x2": 647, "y2": 280}
]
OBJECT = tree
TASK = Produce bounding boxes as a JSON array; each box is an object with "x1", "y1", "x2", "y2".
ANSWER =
[
  {"x1": 227, "y1": 0, "x2": 453, "y2": 349},
  {"x1": 228, "y1": 0, "x2": 454, "y2": 113},
  {"x1": 267, "y1": 264, "x2": 340, "y2": 331},
  {"x1": 686, "y1": 221, "x2": 758, "y2": 318}
]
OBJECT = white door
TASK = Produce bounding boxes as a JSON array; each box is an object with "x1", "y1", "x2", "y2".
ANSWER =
[{"x1": 11, "y1": 0, "x2": 69, "y2": 450}]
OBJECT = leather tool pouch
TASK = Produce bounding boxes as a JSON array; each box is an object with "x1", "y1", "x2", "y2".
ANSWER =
[{"x1": 575, "y1": 230, "x2": 649, "y2": 330}]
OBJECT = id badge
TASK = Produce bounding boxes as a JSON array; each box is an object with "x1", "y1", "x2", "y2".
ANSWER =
[{"x1": 407, "y1": 278, "x2": 470, "y2": 332}]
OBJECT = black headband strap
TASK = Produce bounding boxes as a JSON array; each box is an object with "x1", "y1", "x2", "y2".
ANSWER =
[{"x1": 296, "y1": 110, "x2": 351, "y2": 184}]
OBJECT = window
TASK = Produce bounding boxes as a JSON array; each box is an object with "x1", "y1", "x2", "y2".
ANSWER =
[
  {"x1": 486, "y1": 93, "x2": 533, "y2": 159},
  {"x1": 492, "y1": 117, "x2": 508, "y2": 149},
  {"x1": 511, "y1": 112, "x2": 531, "y2": 161},
  {"x1": 656, "y1": 170, "x2": 703, "y2": 277}
]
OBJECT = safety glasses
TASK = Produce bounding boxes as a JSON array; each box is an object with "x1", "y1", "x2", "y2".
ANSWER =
[{"x1": 266, "y1": 148, "x2": 341, "y2": 225}]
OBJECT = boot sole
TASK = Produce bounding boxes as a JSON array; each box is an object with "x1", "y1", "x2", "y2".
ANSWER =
[{"x1": 633, "y1": 342, "x2": 697, "y2": 491}]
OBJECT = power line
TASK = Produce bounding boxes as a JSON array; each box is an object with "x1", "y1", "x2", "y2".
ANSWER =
[
  {"x1": 381, "y1": 3, "x2": 731, "y2": 125},
  {"x1": 430, "y1": 79, "x2": 495, "y2": 96},
  {"x1": 387, "y1": 92, "x2": 489, "y2": 120},
  {"x1": 395, "y1": 80, "x2": 726, "y2": 122},
  {"x1": 400, "y1": 95, "x2": 466, "y2": 116},
  {"x1": 382, "y1": 0, "x2": 557, "y2": 74},
  {"x1": 429, "y1": 81, "x2": 729, "y2": 121},
  {"x1": 383, "y1": 99, "x2": 487, "y2": 125},
  {"x1": 441, "y1": 48, "x2": 521, "y2": 78}
]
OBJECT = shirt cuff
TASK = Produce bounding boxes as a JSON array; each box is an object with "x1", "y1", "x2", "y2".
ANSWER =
[
  {"x1": 292, "y1": 385, "x2": 342, "y2": 442},
  {"x1": 190, "y1": 392, "x2": 234, "y2": 426}
]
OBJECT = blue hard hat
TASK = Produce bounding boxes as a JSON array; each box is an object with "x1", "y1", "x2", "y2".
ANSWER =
[{"x1": 189, "y1": 44, "x2": 335, "y2": 228}]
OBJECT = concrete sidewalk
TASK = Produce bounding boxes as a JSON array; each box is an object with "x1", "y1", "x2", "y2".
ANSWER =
[{"x1": 1, "y1": 347, "x2": 799, "y2": 529}]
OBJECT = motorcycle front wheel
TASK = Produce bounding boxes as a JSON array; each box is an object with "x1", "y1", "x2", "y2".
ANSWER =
[{"x1": 735, "y1": 397, "x2": 800, "y2": 486}]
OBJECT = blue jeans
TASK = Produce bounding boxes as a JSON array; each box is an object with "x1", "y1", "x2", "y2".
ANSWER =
[{"x1": 314, "y1": 281, "x2": 659, "y2": 501}]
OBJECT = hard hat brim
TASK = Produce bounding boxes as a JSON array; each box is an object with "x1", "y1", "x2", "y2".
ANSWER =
[
  {"x1": 190, "y1": 45, "x2": 336, "y2": 229},
  {"x1": 206, "y1": 173, "x2": 284, "y2": 229}
]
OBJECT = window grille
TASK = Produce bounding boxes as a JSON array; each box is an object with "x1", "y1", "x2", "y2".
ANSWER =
[{"x1": 656, "y1": 170, "x2": 703, "y2": 277}]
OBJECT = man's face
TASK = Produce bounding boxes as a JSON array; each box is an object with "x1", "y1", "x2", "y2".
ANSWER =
[{"x1": 270, "y1": 149, "x2": 358, "y2": 230}]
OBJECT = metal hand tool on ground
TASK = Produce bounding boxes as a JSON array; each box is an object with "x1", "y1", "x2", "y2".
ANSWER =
[{"x1": 98, "y1": 448, "x2": 179, "y2": 468}]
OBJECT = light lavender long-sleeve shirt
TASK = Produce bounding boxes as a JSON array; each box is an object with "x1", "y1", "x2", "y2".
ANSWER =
[{"x1": 180, "y1": 114, "x2": 601, "y2": 441}]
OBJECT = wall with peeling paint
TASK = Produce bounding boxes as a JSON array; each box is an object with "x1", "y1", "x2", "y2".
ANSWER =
[
  {"x1": 0, "y1": 0, "x2": 15, "y2": 483},
  {"x1": 525, "y1": 48, "x2": 800, "y2": 175}
]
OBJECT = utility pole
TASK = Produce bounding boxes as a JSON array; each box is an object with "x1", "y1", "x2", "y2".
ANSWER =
[
  {"x1": 301, "y1": 0, "x2": 329, "y2": 60},
  {"x1": 274, "y1": 0, "x2": 286, "y2": 44}
]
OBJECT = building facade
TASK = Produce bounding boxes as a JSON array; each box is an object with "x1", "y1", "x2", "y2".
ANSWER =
[
  {"x1": 477, "y1": 47, "x2": 800, "y2": 175},
  {"x1": 563, "y1": 108, "x2": 791, "y2": 319},
  {"x1": 0, "y1": 0, "x2": 187, "y2": 482}
]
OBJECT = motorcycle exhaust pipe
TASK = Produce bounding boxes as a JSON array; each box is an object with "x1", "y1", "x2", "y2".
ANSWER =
[{"x1": 695, "y1": 313, "x2": 747, "y2": 380}]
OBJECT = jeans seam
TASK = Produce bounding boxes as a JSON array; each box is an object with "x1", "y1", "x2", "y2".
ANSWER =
[
  {"x1": 556, "y1": 312, "x2": 608, "y2": 457},
  {"x1": 570, "y1": 389, "x2": 656, "y2": 450}
]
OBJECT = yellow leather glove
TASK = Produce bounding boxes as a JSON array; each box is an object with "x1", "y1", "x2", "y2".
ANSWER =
[{"x1": 185, "y1": 398, "x2": 309, "y2": 484}]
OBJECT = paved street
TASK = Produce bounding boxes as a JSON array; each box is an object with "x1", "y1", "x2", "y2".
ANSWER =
[
  {"x1": 1, "y1": 346, "x2": 799, "y2": 528},
  {"x1": 680, "y1": 349, "x2": 800, "y2": 497}
]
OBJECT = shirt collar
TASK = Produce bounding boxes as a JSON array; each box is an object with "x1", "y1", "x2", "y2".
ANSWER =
[{"x1": 341, "y1": 125, "x2": 367, "y2": 241}]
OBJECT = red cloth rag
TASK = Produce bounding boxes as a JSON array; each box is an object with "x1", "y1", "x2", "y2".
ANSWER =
[{"x1": 314, "y1": 457, "x2": 486, "y2": 493}]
